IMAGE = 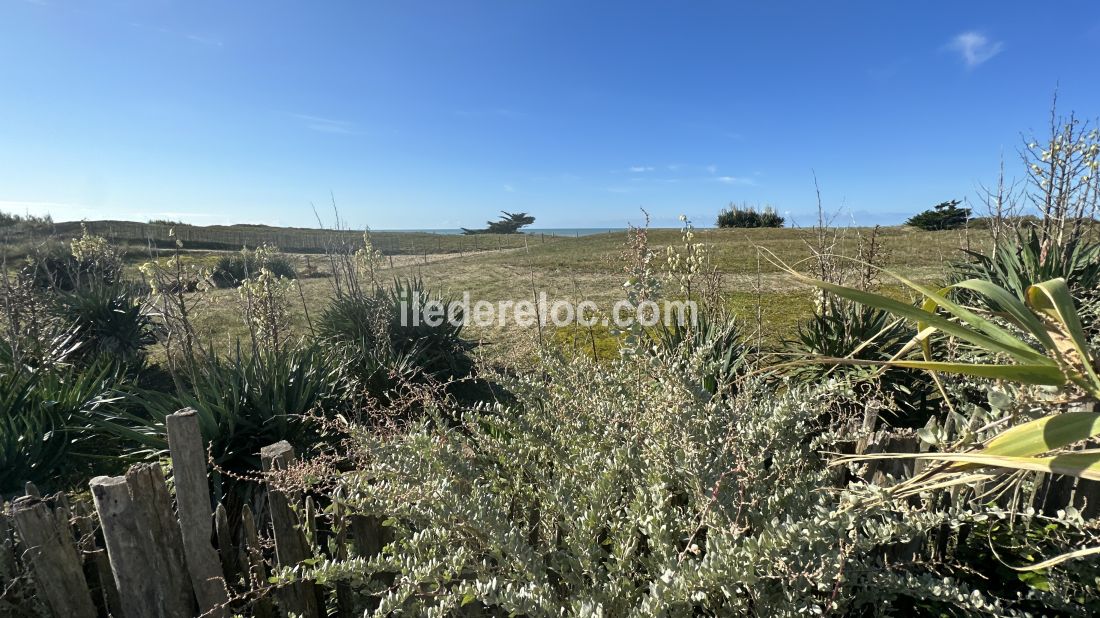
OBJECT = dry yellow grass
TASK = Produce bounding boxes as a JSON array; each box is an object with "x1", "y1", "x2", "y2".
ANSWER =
[{"x1": 182, "y1": 225, "x2": 987, "y2": 360}]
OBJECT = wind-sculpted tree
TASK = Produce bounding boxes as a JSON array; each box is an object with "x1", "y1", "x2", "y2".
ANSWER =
[
  {"x1": 462, "y1": 211, "x2": 535, "y2": 234},
  {"x1": 905, "y1": 199, "x2": 971, "y2": 230}
]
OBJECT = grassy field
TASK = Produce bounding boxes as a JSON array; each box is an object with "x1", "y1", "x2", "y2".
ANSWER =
[
  {"x1": 40, "y1": 220, "x2": 567, "y2": 255},
  {"x1": 169, "y1": 224, "x2": 988, "y2": 362}
]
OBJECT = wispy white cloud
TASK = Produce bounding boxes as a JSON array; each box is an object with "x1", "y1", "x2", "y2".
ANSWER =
[
  {"x1": 715, "y1": 176, "x2": 756, "y2": 186},
  {"x1": 629, "y1": 165, "x2": 654, "y2": 173},
  {"x1": 947, "y1": 31, "x2": 1003, "y2": 68},
  {"x1": 292, "y1": 113, "x2": 358, "y2": 135},
  {"x1": 186, "y1": 33, "x2": 223, "y2": 48},
  {"x1": 706, "y1": 164, "x2": 717, "y2": 174},
  {"x1": 503, "y1": 184, "x2": 515, "y2": 192}
]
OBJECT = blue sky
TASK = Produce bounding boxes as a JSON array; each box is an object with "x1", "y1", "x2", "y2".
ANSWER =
[{"x1": 2, "y1": 1, "x2": 1099, "y2": 229}]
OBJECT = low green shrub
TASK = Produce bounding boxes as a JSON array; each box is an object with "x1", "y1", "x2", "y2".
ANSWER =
[
  {"x1": 716, "y1": 203, "x2": 784, "y2": 228},
  {"x1": 0, "y1": 362, "x2": 127, "y2": 495},
  {"x1": 784, "y1": 298, "x2": 940, "y2": 426},
  {"x1": 290, "y1": 351, "x2": 1098, "y2": 615},
  {"x1": 55, "y1": 283, "x2": 156, "y2": 369},
  {"x1": 211, "y1": 246, "x2": 296, "y2": 288}
]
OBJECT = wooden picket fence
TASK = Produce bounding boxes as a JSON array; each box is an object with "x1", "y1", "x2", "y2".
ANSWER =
[{"x1": 0, "y1": 409, "x2": 381, "y2": 618}]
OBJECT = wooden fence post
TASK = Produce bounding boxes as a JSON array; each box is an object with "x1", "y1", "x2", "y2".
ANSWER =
[
  {"x1": 10, "y1": 497, "x2": 97, "y2": 618},
  {"x1": 167, "y1": 409, "x2": 230, "y2": 617},
  {"x1": 73, "y1": 500, "x2": 121, "y2": 616},
  {"x1": 214, "y1": 503, "x2": 240, "y2": 587},
  {"x1": 241, "y1": 505, "x2": 275, "y2": 618},
  {"x1": 91, "y1": 467, "x2": 196, "y2": 618},
  {"x1": 261, "y1": 441, "x2": 321, "y2": 618}
]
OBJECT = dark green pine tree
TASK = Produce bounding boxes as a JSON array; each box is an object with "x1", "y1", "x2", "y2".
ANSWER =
[{"x1": 905, "y1": 200, "x2": 971, "y2": 231}]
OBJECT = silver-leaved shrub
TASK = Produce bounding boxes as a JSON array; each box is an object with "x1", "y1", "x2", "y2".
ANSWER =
[{"x1": 286, "y1": 348, "x2": 1100, "y2": 616}]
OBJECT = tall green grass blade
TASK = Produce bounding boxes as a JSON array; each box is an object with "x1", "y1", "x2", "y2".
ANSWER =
[{"x1": 883, "y1": 361, "x2": 1066, "y2": 385}]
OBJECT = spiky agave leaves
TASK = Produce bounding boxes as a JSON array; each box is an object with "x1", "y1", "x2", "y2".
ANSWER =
[
  {"x1": 0, "y1": 361, "x2": 127, "y2": 495},
  {"x1": 778, "y1": 261, "x2": 1100, "y2": 568},
  {"x1": 780, "y1": 261, "x2": 1100, "y2": 478},
  {"x1": 91, "y1": 340, "x2": 344, "y2": 473},
  {"x1": 650, "y1": 309, "x2": 749, "y2": 398}
]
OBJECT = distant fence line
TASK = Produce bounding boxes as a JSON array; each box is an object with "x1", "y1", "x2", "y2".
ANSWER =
[{"x1": 5, "y1": 221, "x2": 574, "y2": 256}]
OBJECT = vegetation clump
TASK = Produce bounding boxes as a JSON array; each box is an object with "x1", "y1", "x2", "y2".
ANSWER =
[
  {"x1": 905, "y1": 199, "x2": 971, "y2": 230},
  {"x1": 211, "y1": 244, "x2": 296, "y2": 288},
  {"x1": 461, "y1": 210, "x2": 535, "y2": 234},
  {"x1": 716, "y1": 203, "x2": 784, "y2": 228}
]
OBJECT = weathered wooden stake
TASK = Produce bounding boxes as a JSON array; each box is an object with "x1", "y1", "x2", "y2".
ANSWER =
[
  {"x1": 167, "y1": 409, "x2": 230, "y2": 617},
  {"x1": 91, "y1": 467, "x2": 196, "y2": 618},
  {"x1": 73, "y1": 499, "x2": 121, "y2": 617},
  {"x1": 215, "y1": 502, "x2": 239, "y2": 586},
  {"x1": 241, "y1": 505, "x2": 275, "y2": 618},
  {"x1": 261, "y1": 441, "x2": 321, "y2": 618},
  {"x1": 10, "y1": 497, "x2": 97, "y2": 618}
]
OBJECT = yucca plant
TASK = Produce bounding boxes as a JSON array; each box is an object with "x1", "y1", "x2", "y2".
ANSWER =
[
  {"x1": 0, "y1": 362, "x2": 126, "y2": 495},
  {"x1": 211, "y1": 246, "x2": 297, "y2": 288},
  {"x1": 650, "y1": 308, "x2": 748, "y2": 397},
  {"x1": 781, "y1": 260, "x2": 1100, "y2": 493},
  {"x1": 783, "y1": 298, "x2": 939, "y2": 426},
  {"x1": 54, "y1": 283, "x2": 156, "y2": 369},
  {"x1": 93, "y1": 341, "x2": 343, "y2": 474},
  {"x1": 319, "y1": 277, "x2": 474, "y2": 388},
  {"x1": 954, "y1": 226, "x2": 1100, "y2": 305}
]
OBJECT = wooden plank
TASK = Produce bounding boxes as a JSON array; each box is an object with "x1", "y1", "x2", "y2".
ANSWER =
[
  {"x1": 91, "y1": 469, "x2": 196, "y2": 618},
  {"x1": 260, "y1": 441, "x2": 321, "y2": 618},
  {"x1": 241, "y1": 505, "x2": 274, "y2": 618},
  {"x1": 73, "y1": 499, "x2": 121, "y2": 617},
  {"x1": 167, "y1": 409, "x2": 230, "y2": 617},
  {"x1": 10, "y1": 497, "x2": 97, "y2": 618},
  {"x1": 127, "y1": 464, "x2": 196, "y2": 615},
  {"x1": 215, "y1": 502, "x2": 240, "y2": 587}
]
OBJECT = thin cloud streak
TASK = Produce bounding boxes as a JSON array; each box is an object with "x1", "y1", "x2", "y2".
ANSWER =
[
  {"x1": 947, "y1": 31, "x2": 1003, "y2": 68},
  {"x1": 715, "y1": 176, "x2": 756, "y2": 186},
  {"x1": 291, "y1": 113, "x2": 359, "y2": 135}
]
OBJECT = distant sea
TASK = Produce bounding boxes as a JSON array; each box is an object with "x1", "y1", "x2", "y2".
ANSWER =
[{"x1": 380, "y1": 228, "x2": 625, "y2": 237}]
